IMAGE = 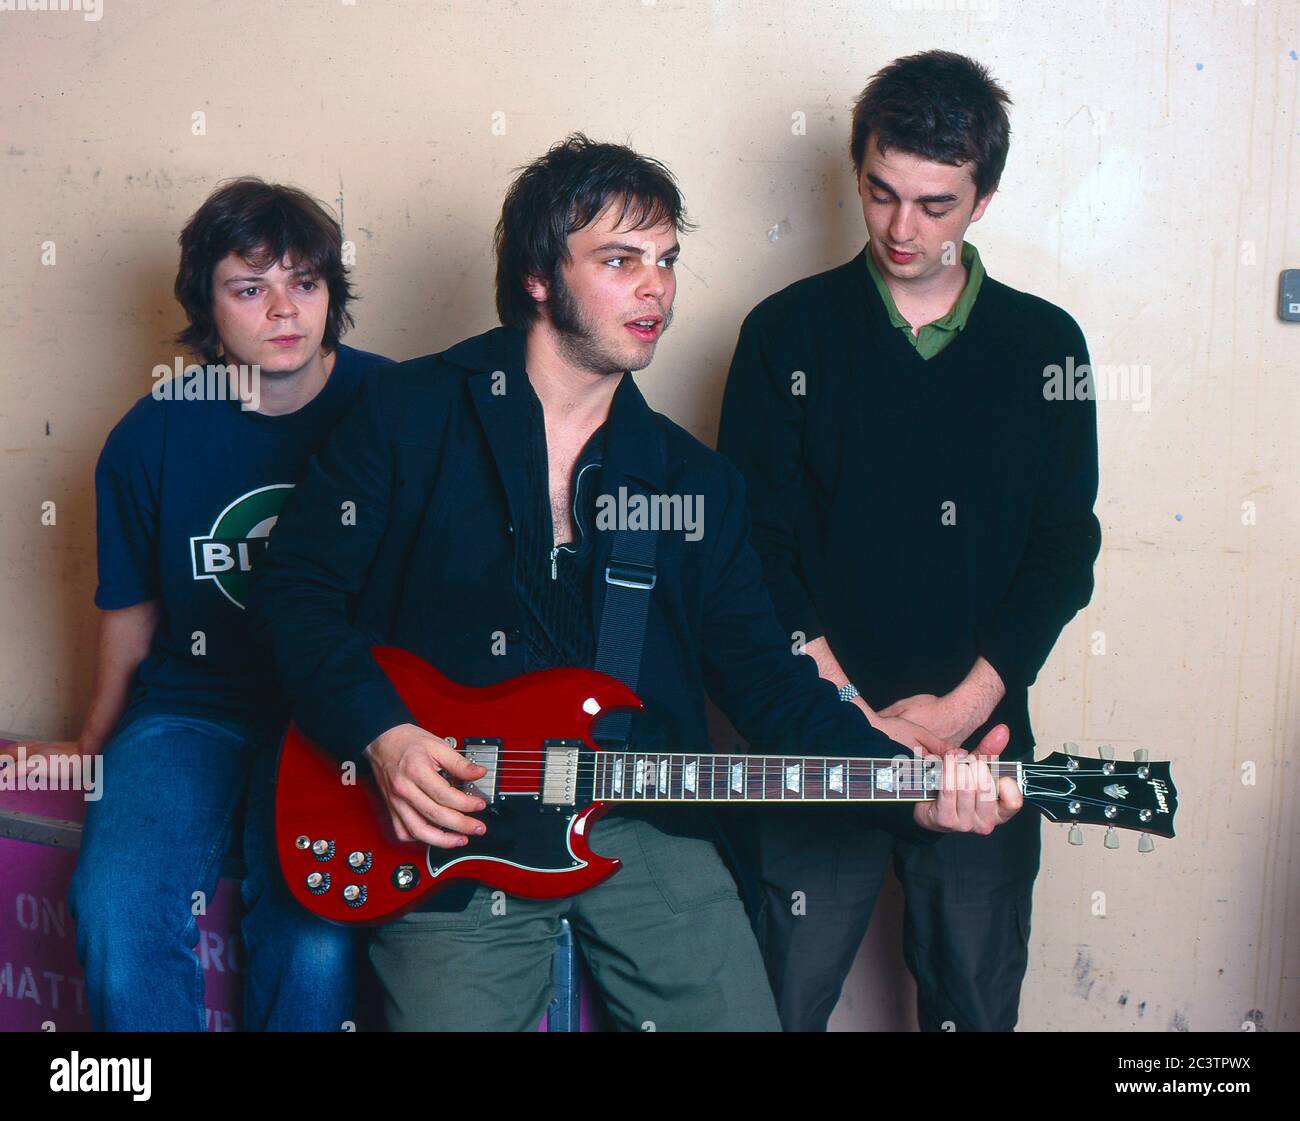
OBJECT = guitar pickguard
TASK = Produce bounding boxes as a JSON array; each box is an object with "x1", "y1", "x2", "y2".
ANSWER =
[{"x1": 428, "y1": 798, "x2": 588, "y2": 878}]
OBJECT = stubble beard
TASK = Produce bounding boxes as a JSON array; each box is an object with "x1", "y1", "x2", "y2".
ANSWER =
[{"x1": 548, "y1": 271, "x2": 671, "y2": 376}]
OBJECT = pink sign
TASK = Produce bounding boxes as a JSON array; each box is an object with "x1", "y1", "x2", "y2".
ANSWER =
[{"x1": 0, "y1": 736, "x2": 244, "y2": 1032}]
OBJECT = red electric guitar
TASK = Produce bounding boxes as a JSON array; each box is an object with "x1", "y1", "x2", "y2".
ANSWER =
[{"x1": 276, "y1": 646, "x2": 1179, "y2": 925}]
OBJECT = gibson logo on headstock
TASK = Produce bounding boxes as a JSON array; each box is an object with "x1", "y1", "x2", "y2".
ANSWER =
[{"x1": 1149, "y1": 778, "x2": 1171, "y2": 814}]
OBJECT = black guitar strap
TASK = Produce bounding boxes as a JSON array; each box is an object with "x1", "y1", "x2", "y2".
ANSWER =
[{"x1": 591, "y1": 466, "x2": 663, "y2": 750}]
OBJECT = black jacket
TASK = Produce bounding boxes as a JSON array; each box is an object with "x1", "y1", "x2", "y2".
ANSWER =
[{"x1": 249, "y1": 325, "x2": 926, "y2": 839}]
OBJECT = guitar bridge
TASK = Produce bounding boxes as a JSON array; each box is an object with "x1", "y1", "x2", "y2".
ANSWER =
[{"x1": 541, "y1": 740, "x2": 582, "y2": 806}]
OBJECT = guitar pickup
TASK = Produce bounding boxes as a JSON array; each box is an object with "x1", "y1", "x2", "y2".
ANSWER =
[
  {"x1": 541, "y1": 740, "x2": 582, "y2": 806},
  {"x1": 462, "y1": 738, "x2": 500, "y2": 802}
]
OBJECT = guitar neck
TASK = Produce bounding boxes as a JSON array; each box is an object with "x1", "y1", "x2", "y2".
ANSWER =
[{"x1": 594, "y1": 751, "x2": 1023, "y2": 804}]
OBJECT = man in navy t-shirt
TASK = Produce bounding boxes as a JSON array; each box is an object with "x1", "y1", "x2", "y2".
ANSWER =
[{"x1": 11, "y1": 178, "x2": 391, "y2": 1030}]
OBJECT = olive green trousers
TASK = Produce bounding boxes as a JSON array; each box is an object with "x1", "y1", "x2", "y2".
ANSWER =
[{"x1": 368, "y1": 814, "x2": 781, "y2": 1031}]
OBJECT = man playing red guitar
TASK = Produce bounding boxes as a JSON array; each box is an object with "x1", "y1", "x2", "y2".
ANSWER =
[{"x1": 250, "y1": 134, "x2": 1024, "y2": 1031}]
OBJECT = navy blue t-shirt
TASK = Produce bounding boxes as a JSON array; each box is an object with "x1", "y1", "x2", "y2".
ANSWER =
[{"x1": 94, "y1": 343, "x2": 394, "y2": 729}]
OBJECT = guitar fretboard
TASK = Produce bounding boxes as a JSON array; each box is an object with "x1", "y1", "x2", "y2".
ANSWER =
[{"x1": 594, "y1": 753, "x2": 1022, "y2": 803}]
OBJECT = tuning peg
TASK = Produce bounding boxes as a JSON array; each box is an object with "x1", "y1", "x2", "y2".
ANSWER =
[
  {"x1": 1098, "y1": 744, "x2": 1113, "y2": 760},
  {"x1": 1063, "y1": 742, "x2": 1079, "y2": 756},
  {"x1": 1068, "y1": 824, "x2": 1084, "y2": 846},
  {"x1": 1134, "y1": 748, "x2": 1149, "y2": 763},
  {"x1": 1138, "y1": 834, "x2": 1155, "y2": 854},
  {"x1": 1104, "y1": 826, "x2": 1120, "y2": 849}
]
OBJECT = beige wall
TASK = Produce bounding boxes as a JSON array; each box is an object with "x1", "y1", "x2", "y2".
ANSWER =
[{"x1": 2, "y1": 0, "x2": 1296, "y2": 1031}]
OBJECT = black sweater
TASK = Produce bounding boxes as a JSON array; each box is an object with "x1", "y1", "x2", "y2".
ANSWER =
[{"x1": 717, "y1": 248, "x2": 1101, "y2": 758}]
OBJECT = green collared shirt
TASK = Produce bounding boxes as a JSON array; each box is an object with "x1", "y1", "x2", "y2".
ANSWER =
[{"x1": 864, "y1": 241, "x2": 985, "y2": 360}]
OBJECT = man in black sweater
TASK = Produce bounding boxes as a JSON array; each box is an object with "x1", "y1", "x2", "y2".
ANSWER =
[
  {"x1": 250, "y1": 134, "x2": 1025, "y2": 1031},
  {"x1": 718, "y1": 51, "x2": 1101, "y2": 1031}
]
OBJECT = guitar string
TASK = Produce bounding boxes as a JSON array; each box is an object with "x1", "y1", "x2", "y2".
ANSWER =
[
  {"x1": 437, "y1": 759, "x2": 1156, "y2": 805},
  {"x1": 443, "y1": 761, "x2": 1143, "y2": 776},
  {"x1": 403, "y1": 750, "x2": 1143, "y2": 772}
]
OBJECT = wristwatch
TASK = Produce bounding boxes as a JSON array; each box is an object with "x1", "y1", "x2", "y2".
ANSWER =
[{"x1": 837, "y1": 682, "x2": 861, "y2": 703}]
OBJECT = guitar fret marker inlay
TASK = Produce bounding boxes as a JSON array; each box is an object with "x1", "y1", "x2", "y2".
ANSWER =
[
  {"x1": 785, "y1": 763, "x2": 801, "y2": 793},
  {"x1": 731, "y1": 762, "x2": 744, "y2": 793}
]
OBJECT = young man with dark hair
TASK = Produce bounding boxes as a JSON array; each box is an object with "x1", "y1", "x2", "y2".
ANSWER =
[
  {"x1": 250, "y1": 133, "x2": 1024, "y2": 1032},
  {"x1": 718, "y1": 50, "x2": 1101, "y2": 1032},
  {"x1": 10, "y1": 177, "x2": 390, "y2": 1030}
]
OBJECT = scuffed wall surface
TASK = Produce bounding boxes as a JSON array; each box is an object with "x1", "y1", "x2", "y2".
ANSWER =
[{"x1": 1, "y1": 0, "x2": 1296, "y2": 1031}]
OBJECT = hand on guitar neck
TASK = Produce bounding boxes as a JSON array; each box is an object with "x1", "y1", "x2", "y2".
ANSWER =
[
  {"x1": 907, "y1": 721, "x2": 1022, "y2": 835},
  {"x1": 852, "y1": 697, "x2": 1022, "y2": 834}
]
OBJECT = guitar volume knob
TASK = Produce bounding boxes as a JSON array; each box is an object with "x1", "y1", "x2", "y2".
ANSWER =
[
  {"x1": 306, "y1": 871, "x2": 331, "y2": 895},
  {"x1": 347, "y1": 851, "x2": 372, "y2": 873},
  {"x1": 342, "y1": 884, "x2": 368, "y2": 907},
  {"x1": 311, "y1": 839, "x2": 336, "y2": 861}
]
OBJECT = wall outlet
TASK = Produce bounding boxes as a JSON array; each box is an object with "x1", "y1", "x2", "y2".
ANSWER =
[{"x1": 1281, "y1": 270, "x2": 1300, "y2": 322}]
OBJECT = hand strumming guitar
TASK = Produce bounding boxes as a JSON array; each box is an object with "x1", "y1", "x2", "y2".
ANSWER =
[{"x1": 364, "y1": 723, "x2": 489, "y2": 849}]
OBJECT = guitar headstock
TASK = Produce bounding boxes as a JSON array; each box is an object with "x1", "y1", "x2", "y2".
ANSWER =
[{"x1": 1023, "y1": 745, "x2": 1177, "y2": 851}]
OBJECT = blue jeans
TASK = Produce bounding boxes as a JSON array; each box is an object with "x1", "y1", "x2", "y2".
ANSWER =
[{"x1": 68, "y1": 713, "x2": 363, "y2": 1031}]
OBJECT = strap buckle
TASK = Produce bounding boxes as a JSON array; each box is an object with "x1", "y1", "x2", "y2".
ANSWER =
[{"x1": 605, "y1": 561, "x2": 656, "y2": 590}]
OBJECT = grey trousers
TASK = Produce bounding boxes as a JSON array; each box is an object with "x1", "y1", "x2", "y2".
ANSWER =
[{"x1": 368, "y1": 813, "x2": 782, "y2": 1031}]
